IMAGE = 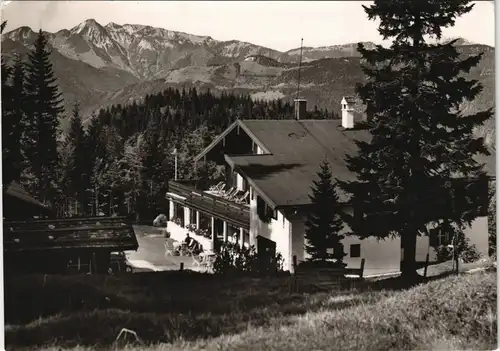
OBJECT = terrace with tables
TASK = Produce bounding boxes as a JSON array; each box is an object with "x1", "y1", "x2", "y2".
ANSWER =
[{"x1": 166, "y1": 180, "x2": 251, "y2": 252}]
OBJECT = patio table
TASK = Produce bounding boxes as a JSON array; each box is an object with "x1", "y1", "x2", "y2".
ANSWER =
[{"x1": 199, "y1": 251, "x2": 216, "y2": 266}]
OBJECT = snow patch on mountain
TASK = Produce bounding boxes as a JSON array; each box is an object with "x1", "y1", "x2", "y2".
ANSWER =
[
  {"x1": 75, "y1": 50, "x2": 107, "y2": 68},
  {"x1": 221, "y1": 41, "x2": 253, "y2": 57},
  {"x1": 137, "y1": 38, "x2": 154, "y2": 51},
  {"x1": 122, "y1": 24, "x2": 147, "y2": 35}
]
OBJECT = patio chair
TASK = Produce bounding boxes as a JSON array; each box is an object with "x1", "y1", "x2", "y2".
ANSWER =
[
  {"x1": 202, "y1": 254, "x2": 216, "y2": 271},
  {"x1": 234, "y1": 190, "x2": 249, "y2": 204},
  {"x1": 191, "y1": 253, "x2": 203, "y2": 267},
  {"x1": 224, "y1": 188, "x2": 239, "y2": 200},
  {"x1": 186, "y1": 241, "x2": 203, "y2": 256},
  {"x1": 228, "y1": 189, "x2": 242, "y2": 201},
  {"x1": 215, "y1": 184, "x2": 226, "y2": 194},
  {"x1": 164, "y1": 240, "x2": 176, "y2": 257},
  {"x1": 209, "y1": 181, "x2": 224, "y2": 192},
  {"x1": 221, "y1": 187, "x2": 234, "y2": 198}
]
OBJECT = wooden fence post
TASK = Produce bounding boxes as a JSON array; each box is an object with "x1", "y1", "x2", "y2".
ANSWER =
[
  {"x1": 423, "y1": 253, "x2": 430, "y2": 278},
  {"x1": 180, "y1": 262, "x2": 184, "y2": 271},
  {"x1": 359, "y1": 258, "x2": 366, "y2": 279}
]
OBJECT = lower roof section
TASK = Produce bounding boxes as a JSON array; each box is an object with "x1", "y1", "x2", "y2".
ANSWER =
[{"x1": 4, "y1": 216, "x2": 139, "y2": 252}]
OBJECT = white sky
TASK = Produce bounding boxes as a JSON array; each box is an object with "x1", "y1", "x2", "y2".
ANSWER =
[{"x1": 0, "y1": 1, "x2": 495, "y2": 51}]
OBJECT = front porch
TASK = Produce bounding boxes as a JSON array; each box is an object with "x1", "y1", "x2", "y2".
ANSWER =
[{"x1": 166, "y1": 180, "x2": 251, "y2": 252}]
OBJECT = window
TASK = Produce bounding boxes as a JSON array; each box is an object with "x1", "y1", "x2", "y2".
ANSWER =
[
  {"x1": 232, "y1": 171, "x2": 238, "y2": 188},
  {"x1": 438, "y1": 231, "x2": 451, "y2": 246},
  {"x1": 328, "y1": 244, "x2": 345, "y2": 257},
  {"x1": 189, "y1": 208, "x2": 196, "y2": 225},
  {"x1": 174, "y1": 203, "x2": 185, "y2": 227},
  {"x1": 236, "y1": 173, "x2": 244, "y2": 191},
  {"x1": 268, "y1": 208, "x2": 277, "y2": 220},
  {"x1": 257, "y1": 195, "x2": 266, "y2": 218},
  {"x1": 429, "y1": 228, "x2": 452, "y2": 247},
  {"x1": 257, "y1": 195, "x2": 276, "y2": 223},
  {"x1": 350, "y1": 244, "x2": 361, "y2": 258}
]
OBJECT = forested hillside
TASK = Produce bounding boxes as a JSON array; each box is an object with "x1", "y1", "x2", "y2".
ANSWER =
[{"x1": 2, "y1": 26, "x2": 334, "y2": 220}]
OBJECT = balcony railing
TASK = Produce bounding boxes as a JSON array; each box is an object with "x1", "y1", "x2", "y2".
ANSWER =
[{"x1": 167, "y1": 180, "x2": 250, "y2": 229}]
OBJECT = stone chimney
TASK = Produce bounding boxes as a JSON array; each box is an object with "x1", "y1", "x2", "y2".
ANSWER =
[
  {"x1": 341, "y1": 96, "x2": 355, "y2": 129},
  {"x1": 294, "y1": 99, "x2": 307, "y2": 120}
]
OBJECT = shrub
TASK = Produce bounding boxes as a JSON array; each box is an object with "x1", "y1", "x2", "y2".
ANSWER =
[
  {"x1": 213, "y1": 242, "x2": 284, "y2": 276},
  {"x1": 435, "y1": 231, "x2": 481, "y2": 263}
]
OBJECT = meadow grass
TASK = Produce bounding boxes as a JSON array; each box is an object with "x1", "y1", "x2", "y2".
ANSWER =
[{"x1": 5, "y1": 270, "x2": 496, "y2": 350}]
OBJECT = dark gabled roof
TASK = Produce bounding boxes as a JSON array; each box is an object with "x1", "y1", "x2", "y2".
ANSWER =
[
  {"x1": 226, "y1": 119, "x2": 495, "y2": 208},
  {"x1": 225, "y1": 119, "x2": 371, "y2": 207}
]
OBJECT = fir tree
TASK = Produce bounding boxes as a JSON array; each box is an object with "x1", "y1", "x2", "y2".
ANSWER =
[
  {"x1": 24, "y1": 29, "x2": 64, "y2": 203},
  {"x1": 1, "y1": 21, "x2": 18, "y2": 186},
  {"x1": 305, "y1": 160, "x2": 346, "y2": 263},
  {"x1": 2, "y1": 55, "x2": 27, "y2": 186},
  {"x1": 338, "y1": 0, "x2": 491, "y2": 279},
  {"x1": 140, "y1": 107, "x2": 170, "y2": 215},
  {"x1": 82, "y1": 114, "x2": 103, "y2": 215},
  {"x1": 120, "y1": 134, "x2": 144, "y2": 218},
  {"x1": 64, "y1": 102, "x2": 88, "y2": 213}
]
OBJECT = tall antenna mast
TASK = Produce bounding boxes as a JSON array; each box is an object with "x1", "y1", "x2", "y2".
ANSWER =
[{"x1": 296, "y1": 38, "x2": 304, "y2": 99}]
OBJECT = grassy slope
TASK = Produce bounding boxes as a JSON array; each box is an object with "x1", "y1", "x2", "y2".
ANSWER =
[
  {"x1": 177, "y1": 272, "x2": 496, "y2": 351},
  {"x1": 5, "y1": 271, "x2": 496, "y2": 350}
]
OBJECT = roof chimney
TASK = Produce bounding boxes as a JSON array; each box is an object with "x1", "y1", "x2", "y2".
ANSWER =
[
  {"x1": 294, "y1": 99, "x2": 307, "y2": 120},
  {"x1": 341, "y1": 96, "x2": 355, "y2": 129}
]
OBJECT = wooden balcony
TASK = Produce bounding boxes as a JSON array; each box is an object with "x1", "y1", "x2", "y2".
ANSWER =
[{"x1": 167, "y1": 180, "x2": 250, "y2": 230}]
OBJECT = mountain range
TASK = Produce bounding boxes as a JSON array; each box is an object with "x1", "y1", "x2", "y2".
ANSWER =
[{"x1": 1, "y1": 19, "x2": 495, "y2": 147}]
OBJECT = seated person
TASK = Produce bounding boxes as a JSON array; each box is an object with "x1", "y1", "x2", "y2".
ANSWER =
[
  {"x1": 189, "y1": 239, "x2": 201, "y2": 254},
  {"x1": 184, "y1": 233, "x2": 193, "y2": 247}
]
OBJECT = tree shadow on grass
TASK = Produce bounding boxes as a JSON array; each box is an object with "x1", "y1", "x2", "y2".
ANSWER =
[
  {"x1": 5, "y1": 270, "x2": 462, "y2": 348},
  {"x1": 4, "y1": 277, "x2": 389, "y2": 348}
]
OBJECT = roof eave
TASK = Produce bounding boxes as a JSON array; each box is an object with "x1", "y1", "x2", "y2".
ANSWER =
[
  {"x1": 193, "y1": 119, "x2": 272, "y2": 163},
  {"x1": 193, "y1": 120, "x2": 240, "y2": 162},
  {"x1": 237, "y1": 120, "x2": 271, "y2": 154}
]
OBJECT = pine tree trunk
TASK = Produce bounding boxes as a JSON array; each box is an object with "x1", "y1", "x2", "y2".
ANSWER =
[{"x1": 401, "y1": 229, "x2": 419, "y2": 280}]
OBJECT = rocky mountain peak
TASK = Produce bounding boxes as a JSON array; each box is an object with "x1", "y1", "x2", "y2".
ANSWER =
[
  {"x1": 3, "y1": 26, "x2": 36, "y2": 43},
  {"x1": 70, "y1": 19, "x2": 109, "y2": 43},
  {"x1": 105, "y1": 22, "x2": 122, "y2": 30}
]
